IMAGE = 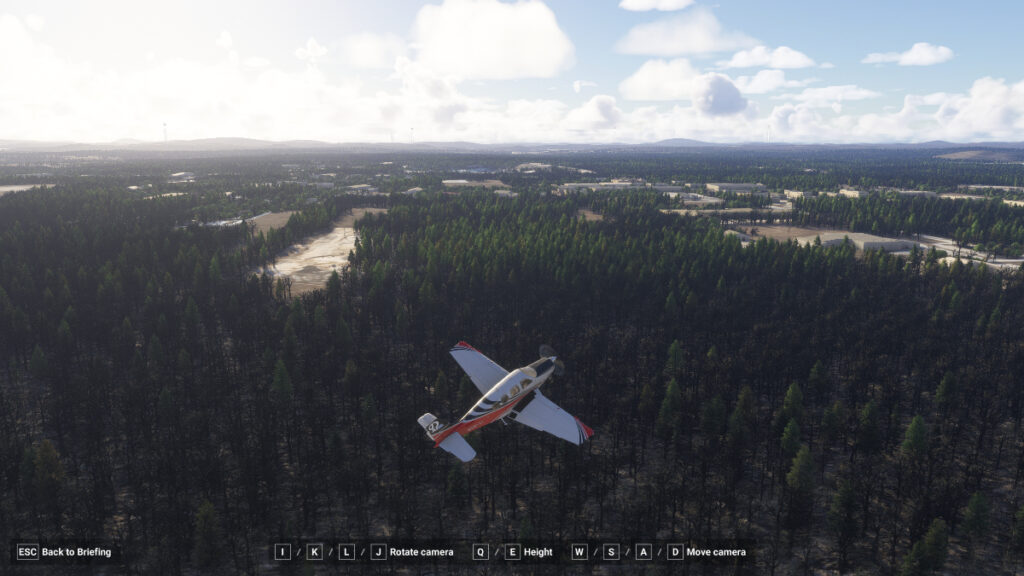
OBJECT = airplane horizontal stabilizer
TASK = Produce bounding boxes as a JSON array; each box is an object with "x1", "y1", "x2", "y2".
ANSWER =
[{"x1": 438, "y1": 432, "x2": 476, "y2": 462}]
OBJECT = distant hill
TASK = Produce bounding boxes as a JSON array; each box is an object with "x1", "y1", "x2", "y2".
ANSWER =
[{"x1": 2, "y1": 137, "x2": 1024, "y2": 156}]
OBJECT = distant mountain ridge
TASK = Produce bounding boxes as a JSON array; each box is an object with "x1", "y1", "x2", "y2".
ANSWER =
[{"x1": 2, "y1": 137, "x2": 1023, "y2": 155}]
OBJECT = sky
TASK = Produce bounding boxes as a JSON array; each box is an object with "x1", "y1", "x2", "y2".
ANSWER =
[{"x1": 1, "y1": 0, "x2": 1023, "y2": 144}]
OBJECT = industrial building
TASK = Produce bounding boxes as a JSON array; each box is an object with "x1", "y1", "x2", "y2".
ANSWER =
[
  {"x1": 796, "y1": 232, "x2": 919, "y2": 252},
  {"x1": 839, "y1": 188, "x2": 869, "y2": 199},
  {"x1": 784, "y1": 189, "x2": 813, "y2": 199},
  {"x1": 555, "y1": 180, "x2": 640, "y2": 194},
  {"x1": 706, "y1": 182, "x2": 767, "y2": 195}
]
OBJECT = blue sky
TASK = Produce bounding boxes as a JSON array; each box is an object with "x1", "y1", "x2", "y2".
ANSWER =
[{"x1": 1, "y1": 0, "x2": 1022, "y2": 143}]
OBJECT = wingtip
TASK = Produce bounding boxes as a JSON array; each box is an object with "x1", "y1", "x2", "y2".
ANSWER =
[
  {"x1": 453, "y1": 340, "x2": 479, "y2": 352},
  {"x1": 576, "y1": 417, "x2": 595, "y2": 441}
]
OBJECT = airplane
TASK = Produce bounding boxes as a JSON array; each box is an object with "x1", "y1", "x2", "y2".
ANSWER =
[{"x1": 417, "y1": 342, "x2": 594, "y2": 462}]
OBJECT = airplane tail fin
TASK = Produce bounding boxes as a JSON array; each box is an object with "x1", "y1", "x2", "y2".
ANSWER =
[
  {"x1": 417, "y1": 413, "x2": 445, "y2": 441},
  {"x1": 418, "y1": 413, "x2": 476, "y2": 462}
]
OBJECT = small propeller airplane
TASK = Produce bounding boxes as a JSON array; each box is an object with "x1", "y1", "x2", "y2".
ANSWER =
[{"x1": 417, "y1": 342, "x2": 594, "y2": 462}]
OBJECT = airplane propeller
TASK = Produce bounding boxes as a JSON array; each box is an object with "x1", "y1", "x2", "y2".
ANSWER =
[{"x1": 539, "y1": 344, "x2": 565, "y2": 376}]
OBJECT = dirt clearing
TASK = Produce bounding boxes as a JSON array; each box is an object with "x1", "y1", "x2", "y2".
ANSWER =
[
  {"x1": 746, "y1": 224, "x2": 832, "y2": 241},
  {"x1": 261, "y1": 207, "x2": 388, "y2": 294},
  {"x1": 249, "y1": 211, "x2": 296, "y2": 234}
]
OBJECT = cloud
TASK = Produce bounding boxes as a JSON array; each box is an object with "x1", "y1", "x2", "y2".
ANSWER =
[
  {"x1": 616, "y1": 7, "x2": 757, "y2": 56},
  {"x1": 862, "y1": 42, "x2": 953, "y2": 66},
  {"x1": 720, "y1": 45, "x2": 815, "y2": 69},
  {"x1": 216, "y1": 31, "x2": 233, "y2": 50},
  {"x1": 342, "y1": 32, "x2": 406, "y2": 69},
  {"x1": 24, "y1": 13, "x2": 44, "y2": 32},
  {"x1": 692, "y1": 74, "x2": 748, "y2": 116},
  {"x1": 1, "y1": 12, "x2": 1022, "y2": 147},
  {"x1": 619, "y1": 58, "x2": 701, "y2": 101},
  {"x1": 734, "y1": 69, "x2": 811, "y2": 94},
  {"x1": 294, "y1": 37, "x2": 327, "y2": 64},
  {"x1": 784, "y1": 85, "x2": 882, "y2": 108},
  {"x1": 618, "y1": 0, "x2": 695, "y2": 11},
  {"x1": 411, "y1": 0, "x2": 574, "y2": 80},
  {"x1": 564, "y1": 95, "x2": 623, "y2": 130},
  {"x1": 573, "y1": 80, "x2": 597, "y2": 93},
  {"x1": 931, "y1": 77, "x2": 1024, "y2": 140}
]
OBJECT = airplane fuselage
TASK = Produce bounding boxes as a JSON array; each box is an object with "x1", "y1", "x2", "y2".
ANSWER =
[{"x1": 434, "y1": 357, "x2": 557, "y2": 444}]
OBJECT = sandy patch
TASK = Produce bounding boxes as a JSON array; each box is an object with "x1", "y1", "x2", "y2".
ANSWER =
[
  {"x1": 338, "y1": 207, "x2": 387, "y2": 227},
  {"x1": 250, "y1": 211, "x2": 296, "y2": 234},
  {"x1": 262, "y1": 208, "x2": 388, "y2": 294},
  {"x1": 746, "y1": 224, "x2": 832, "y2": 241},
  {"x1": 577, "y1": 209, "x2": 604, "y2": 222}
]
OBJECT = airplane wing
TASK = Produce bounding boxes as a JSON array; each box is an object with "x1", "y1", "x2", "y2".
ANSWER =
[
  {"x1": 512, "y1": 390, "x2": 594, "y2": 445},
  {"x1": 449, "y1": 341, "x2": 508, "y2": 395}
]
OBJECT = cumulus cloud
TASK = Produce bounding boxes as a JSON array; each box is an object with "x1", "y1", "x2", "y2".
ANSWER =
[
  {"x1": 784, "y1": 85, "x2": 882, "y2": 108},
  {"x1": 216, "y1": 31, "x2": 233, "y2": 50},
  {"x1": 692, "y1": 74, "x2": 748, "y2": 116},
  {"x1": 411, "y1": 0, "x2": 574, "y2": 80},
  {"x1": 616, "y1": 7, "x2": 757, "y2": 56},
  {"x1": 619, "y1": 58, "x2": 701, "y2": 100},
  {"x1": 564, "y1": 95, "x2": 623, "y2": 130},
  {"x1": 294, "y1": 37, "x2": 328, "y2": 64},
  {"x1": 342, "y1": 32, "x2": 406, "y2": 69},
  {"x1": 618, "y1": 0, "x2": 695, "y2": 11},
  {"x1": 573, "y1": 80, "x2": 597, "y2": 93},
  {"x1": 862, "y1": 42, "x2": 953, "y2": 66},
  {"x1": 734, "y1": 69, "x2": 811, "y2": 94},
  {"x1": 720, "y1": 45, "x2": 815, "y2": 69},
  {"x1": 2, "y1": 12, "x2": 1022, "y2": 147},
  {"x1": 932, "y1": 77, "x2": 1024, "y2": 140}
]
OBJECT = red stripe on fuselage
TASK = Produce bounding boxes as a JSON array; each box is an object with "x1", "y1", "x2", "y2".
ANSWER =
[{"x1": 433, "y1": 395, "x2": 527, "y2": 446}]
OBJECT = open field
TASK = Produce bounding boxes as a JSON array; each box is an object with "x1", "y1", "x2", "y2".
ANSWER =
[
  {"x1": 263, "y1": 207, "x2": 388, "y2": 294},
  {"x1": 745, "y1": 224, "x2": 831, "y2": 241},
  {"x1": 249, "y1": 211, "x2": 296, "y2": 234},
  {"x1": 0, "y1": 184, "x2": 54, "y2": 196},
  {"x1": 577, "y1": 208, "x2": 604, "y2": 221}
]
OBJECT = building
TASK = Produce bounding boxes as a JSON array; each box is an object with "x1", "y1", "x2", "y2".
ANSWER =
[
  {"x1": 893, "y1": 189, "x2": 936, "y2": 198},
  {"x1": 494, "y1": 189, "x2": 518, "y2": 198},
  {"x1": 1005, "y1": 199, "x2": 1024, "y2": 208},
  {"x1": 346, "y1": 184, "x2": 378, "y2": 195},
  {"x1": 796, "y1": 232, "x2": 918, "y2": 252},
  {"x1": 706, "y1": 182, "x2": 767, "y2": 195},
  {"x1": 403, "y1": 187, "x2": 423, "y2": 196},
  {"x1": 168, "y1": 171, "x2": 195, "y2": 183},
  {"x1": 784, "y1": 189, "x2": 813, "y2": 199},
  {"x1": 443, "y1": 179, "x2": 506, "y2": 188},
  {"x1": 651, "y1": 184, "x2": 685, "y2": 194},
  {"x1": 555, "y1": 181, "x2": 639, "y2": 194},
  {"x1": 839, "y1": 188, "x2": 868, "y2": 199},
  {"x1": 938, "y1": 193, "x2": 987, "y2": 201}
]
